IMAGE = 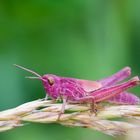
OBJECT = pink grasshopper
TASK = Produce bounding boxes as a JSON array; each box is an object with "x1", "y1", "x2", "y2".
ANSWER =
[{"x1": 14, "y1": 65, "x2": 140, "y2": 118}]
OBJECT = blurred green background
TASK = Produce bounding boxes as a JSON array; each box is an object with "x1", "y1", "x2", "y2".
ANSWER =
[{"x1": 0, "y1": 0, "x2": 140, "y2": 140}]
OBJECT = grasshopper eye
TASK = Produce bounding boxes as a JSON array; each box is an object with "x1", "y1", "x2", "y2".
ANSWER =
[{"x1": 47, "y1": 77, "x2": 54, "y2": 86}]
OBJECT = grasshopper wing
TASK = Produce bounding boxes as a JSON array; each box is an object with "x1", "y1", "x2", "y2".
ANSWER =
[{"x1": 76, "y1": 79, "x2": 102, "y2": 92}]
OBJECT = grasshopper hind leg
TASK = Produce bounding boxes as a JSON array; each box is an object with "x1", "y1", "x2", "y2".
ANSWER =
[{"x1": 90, "y1": 98, "x2": 98, "y2": 115}]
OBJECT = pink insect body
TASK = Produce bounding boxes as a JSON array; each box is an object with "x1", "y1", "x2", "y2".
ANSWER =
[{"x1": 14, "y1": 64, "x2": 140, "y2": 118}]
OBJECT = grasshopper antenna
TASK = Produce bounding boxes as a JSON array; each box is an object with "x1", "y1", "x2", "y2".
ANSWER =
[
  {"x1": 25, "y1": 76, "x2": 40, "y2": 79},
  {"x1": 14, "y1": 64, "x2": 42, "y2": 78}
]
